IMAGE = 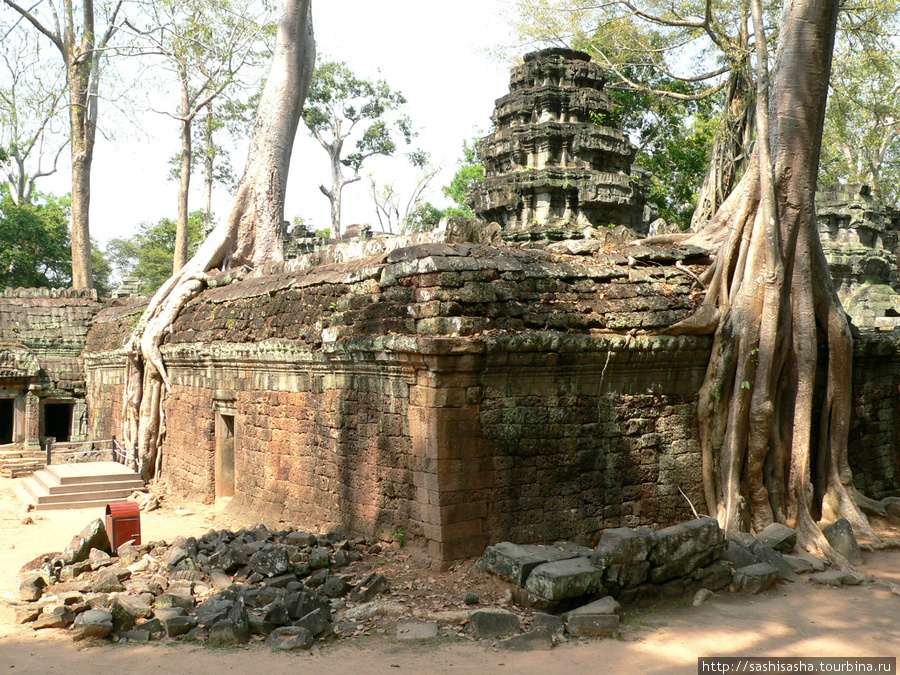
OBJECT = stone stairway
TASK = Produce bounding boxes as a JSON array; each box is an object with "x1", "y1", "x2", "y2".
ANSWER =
[
  {"x1": 13, "y1": 461, "x2": 144, "y2": 510},
  {"x1": 0, "y1": 443, "x2": 45, "y2": 477}
]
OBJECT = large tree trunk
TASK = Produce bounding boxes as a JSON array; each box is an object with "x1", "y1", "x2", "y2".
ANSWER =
[
  {"x1": 668, "y1": 0, "x2": 870, "y2": 565},
  {"x1": 122, "y1": 0, "x2": 315, "y2": 480}
]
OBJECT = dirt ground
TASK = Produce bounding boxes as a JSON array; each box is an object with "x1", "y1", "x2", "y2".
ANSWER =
[{"x1": 1, "y1": 475, "x2": 899, "y2": 674}]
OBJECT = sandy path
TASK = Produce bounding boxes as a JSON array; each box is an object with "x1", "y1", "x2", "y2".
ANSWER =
[{"x1": 1, "y1": 475, "x2": 898, "y2": 674}]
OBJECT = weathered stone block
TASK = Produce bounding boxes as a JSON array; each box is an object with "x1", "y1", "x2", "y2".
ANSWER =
[
  {"x1": 731, "y1": 563, "x2": 778, "y2": 594},
  {"x1": 822, "y1": 519, "x2": 863, "y2": 565},
  {"x1": 465, "y1": 609, "x2": 521, "y2": 638},
  {"x1": 648, "y1": 517, "x2": 725, "y2": 583},
  {"x1": 755, "y1": 523, "x2": 797, "y2": 552},
  {"x1": 484, "y1": 542, "x2": 579, "y2": 587},
  {"x1": 525, "y1": 557, "x2": 605, "y2": 601}
]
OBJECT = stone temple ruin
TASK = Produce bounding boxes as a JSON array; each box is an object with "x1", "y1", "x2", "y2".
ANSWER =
[
  {"x1": 471, "y1": 48, "x2": 644, "y2": 242},
  {"x1": 2, "y1": 49, "x2": 900, "y2": 563}
]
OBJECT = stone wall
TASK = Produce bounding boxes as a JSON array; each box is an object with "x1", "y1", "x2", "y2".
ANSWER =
[{"x1": 80, "y1": 242, "x2": 900, "y2": 560}]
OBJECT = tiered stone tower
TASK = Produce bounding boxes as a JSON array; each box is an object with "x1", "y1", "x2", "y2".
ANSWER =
[{"x1": 471, "y1": 48, "x2": 639, "y2": 242}]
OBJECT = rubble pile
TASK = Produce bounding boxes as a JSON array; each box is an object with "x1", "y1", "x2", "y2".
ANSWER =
[{"x1": 5, "y1": 518, "x2": 393, "y2": 649}]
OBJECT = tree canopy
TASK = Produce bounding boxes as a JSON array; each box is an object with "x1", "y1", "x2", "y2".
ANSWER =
[{"x1": 303, "y1": 60, "x2": 413, "y2": 236}]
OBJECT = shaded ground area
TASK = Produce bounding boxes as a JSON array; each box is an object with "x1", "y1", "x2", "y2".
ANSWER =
[{"x1": 1, "y1": 475, "x2": 898, "y2": 674}]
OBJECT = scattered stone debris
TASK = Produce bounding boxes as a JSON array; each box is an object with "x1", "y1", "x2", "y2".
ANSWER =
[{"x1": 2, "y1": 515, "x2": 866, "y2": 653}]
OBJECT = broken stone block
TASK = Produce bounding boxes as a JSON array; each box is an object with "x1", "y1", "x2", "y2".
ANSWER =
[
  {"x1": 63, "y1": 519, "x2": 111, "y2": 565},
  {"x1": 153, "y1": 607, "x2": 185, "y2": 622},
  {"x1": 284, "y1": 531, "x2": 317, "y2": 547},
  {"x1": 348, "y1": 573, "x2": 387, "y2": 603},
  {"x1": 531, "y1": 612, "x2": 565, "y2": 639},
  {"x1": 88, "y1": 548, "x2": 114, "y2": 571},
  {"x1": 564, "y1": 606, "x2": 620, "y2": 638},
  {"x1": 782, "y1": 555, "x2": 816, "y2": 574},
  {"x1": 32, "y1": 605, "x2": 75, "y2": 629},
  {"x1": 320, "y1": 576, "x2": 351, "y2": 599},
  {"x1": 809, "y1": 570, "x2": 844, "y2": 587},
  {"x1": 525, "y1": 557, "x2": 605, "y2": 601},
  {"x1": 71, "y1": 609, "x2": 113, "y2": 641},
  {"x1": 793, "y1": 550, "x2": 826, "y2": 572},
  {"x1": 756, "y1": 523, "x2": 797, "y2": 552},
  {"x1": 117, "y1": 629, "x2": 151, "y2": 642},
  {"x1": 731, "y1": 562, "x2": 779, "y2": 594},
  {"x1": 292, "y1": 607, "x2": 331, "y2": 638},
  {"x1": 591, "y1": 527, "x2": 657, "y2": 588},
  {"x1": 648, "y1": 517, "x2": 725, "y2": 583},
  {"x1": 164, "y1": 615, "x2": 197, "y2": 637},
  {"x1": 19, "y1": 574, "x2": 45, "y2": 602},
  {"x1": 209, "y1": 569, "x2": 233, "y2": 591},
  {"x1": 484, "y1": 542, "x2": 578, "y2": 587},
  {"x1": 91, "y1": 568, "x2": 124, "y2": 593},
  {"x1": 249, "y1": 548, "x2": 290, "y2": 577},
  {"x1": 262, "y1": 599, "x2": 293, "y2": 626},
  {"x1": 219, "y1": 550, "x2": 249, "y2": 574},
  {"x1": 116, "y1": 543, "x2": 142, "y2": 567},
  {"x1": 268, "y1": 625, "x2": 313, "y2": 651},
  {"x1": 691, "y1": 560, "x2": 733, "y2": 591},
  {"x1": 395, "y1": 622, "x2": 439, "y2": 640},
  {"x1": 719, "y1": 540, "x2": 760, "y2": 569},
  {"x1": 308, "y1": 547, "x2": 331, "y2": 570},
  {"x1": 194, "y1": 597, "x2": 234, "y2": 627},
  {"x1": 208, "y1": 601, "x2": 250, "y2": 645},
  {"x1": 288, "y1": 589, "x2": 331, "y2": 621},
  {"x1": 749, "y1": 543, "x2": 799, "y2": 582},
  {"x1": 495, "y1": 626, "x2": 554, "y2": 651},
  {"x1": 0, "y1": 601, "x2": 41, "y2": 624},
  {"x1": 465, "y1": 609, "x2": 521, "y2": 639},
  {"x1": 822, "y1": 519, "x2": 863, "y2": 565}
]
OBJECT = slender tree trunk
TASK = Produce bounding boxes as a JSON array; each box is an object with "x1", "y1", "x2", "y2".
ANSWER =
[
  {"x1": 175, "y1": 75, "x2": 192, "y2": 273},
  {"x1": 68, "y1": 59, "x2": 94, "y2": 289},
  {"x1": 204, "y1": 104, "x2": 215, "y2": 236},
  {"x1": 123, "y1": 0, "x2": 315, "y2": 480}
]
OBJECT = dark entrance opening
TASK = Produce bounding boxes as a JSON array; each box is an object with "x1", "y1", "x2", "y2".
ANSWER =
[
  {"x1": 0, "y1": 399, "x2": 13, "y2": 444},
  {"x1": 44, "y1": 403, "x2": 73, "y2": 442},
  {"x1": 216, "y1": 413, "x2": 236, "y2": 499}
]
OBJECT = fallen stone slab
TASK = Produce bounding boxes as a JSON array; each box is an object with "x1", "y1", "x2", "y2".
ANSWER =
[
  {"x1": 564, "y1": 596, "x2": 622, "y2": 619},
  {"x1": 63, "y1": 519, "x2": 111, "y2": 565},
  {"x1": 71, "y1": 609, "x2": 113, "y2": 641},
  {"x1": 116, "y1": 629, "x2": 151, "y2": 642},
  {"x1": 525, "y1": 557, "x2": 604, "y2": 601},
  {"x1": 91, "y1": 568, "x2": 124, "y2": 593},
  {"x1": 750, "y1": 543, "x2": 799, "y2": 582},
  {"x1": 793, "y1": 551, "x2": 826, "y2": 572},
  {"x1": 822, "y1": 519, "x2": 863, "y2": 565},
  {"x1": 33, "y1": 606, "x2": 75, "y2": 630},
  {"x1": 208, "y1": 601, "x2": 250, "y2": 645},
  {"x1": 731, "y1": 562, "x2": 779, "y2": 594},
  {"x1": 19, "y1": 574, "x2": 45, "y2": 602},
  {"x1": 209, "y1": 569, "x2": 233, "y2": 591},
  {"x1": 591, "y1": 527, "x2": 656, "y2": 588},
  {"x1": 648, "y1": 517, "x2": 725, "y2": 583},
  {"x1": 755, "y1": 523, "x2": 797, "y2": 552},
  {"x1": 396, "y1": 622, "x2": 439, "y2": 640},
  {"x1": 809, "y1": 570, "x2": 844, "y2": 587},
  {"x1": 249, "y1": 548, "x2": 290, "y2": 578},
  {"x1": 565, "y1": 613, "x2": 619, "y2": 638},
  {"x1": 719, "y1": 540, "x2": 761, "y2": 569},
  {"x1": 88, "y1": 548, "x2": 114, "y2": 571},
  {"x1": 532, "y1": 612, "x2": 565, "y2": 639},
  {"x1": 348, "y1": 573, "x2": 388, "y2": 602},
  {"x1": 484, "y1": 542, "x2": 579, "y2": 587},
  {"x1": 164, "y1": 615, "x2": 197, "y2": 637},
  {"x1": 691, "y1": 559, "x2": 734, "y2": 591},
  {"x1": 268, "y1": 625, "x2": 313, "y2": 651},
  {"x1": 465, "y1": 609, "x2": 521, "y2": 639},
  {"x1": 495, "y1": 626, "x2": 554, "y2": 651},
  {"x1": 783, "y1": 555, "x2": 816, "y2": 574},
  {"x1": 0, "y1": 601, "x2": 41, "y2": 625},
  {"x1": 292, "y1": 607, "x2": 331, "y2": 638}
]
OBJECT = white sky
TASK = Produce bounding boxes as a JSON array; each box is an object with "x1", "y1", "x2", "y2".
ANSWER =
[{"x1": 37, "y1": 0, "x2": 519, "y2": 245}]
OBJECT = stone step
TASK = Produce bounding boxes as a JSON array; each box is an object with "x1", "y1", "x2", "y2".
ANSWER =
[
  {"x1": 30, "y1": 471, "x2": 143, "y2": 495},
  {"x1": 43, "y1": 462, "x2": 141, "y2": 485},
  {"x1": 20, "y1": 478, "x2": 138, "y2": 505},
  {"x1": 15, "y1": 461, "x2": 143, "y2": 511}
]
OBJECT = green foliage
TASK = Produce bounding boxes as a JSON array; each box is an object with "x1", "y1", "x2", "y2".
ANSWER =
[
  {"x1": 440, "y1": 140, "x2": 485, "y2": 219},
  {"x1": 106, "y1": 211, "x2": 205, "y2": 295},
  {"x1": 303, "y1": 60, "x2": 413, "y2": 172},
  {"x1": 391, "y1": 527, "x2": 406, "y2": 547},
  {"x1": 820, "y1": 6, "x2": 900, "y2": 204},
  {"x1": 0, "y1": 187, "x2": 71, "y2": 288}
]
